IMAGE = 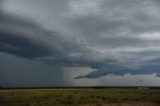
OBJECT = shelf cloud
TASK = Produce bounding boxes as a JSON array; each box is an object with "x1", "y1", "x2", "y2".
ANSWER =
[{"x1": 0, "y1": 0, "x2": 160, "y2": 85}]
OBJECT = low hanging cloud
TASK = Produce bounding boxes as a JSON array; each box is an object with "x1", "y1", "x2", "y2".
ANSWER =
[
  {"x1": 0, "y1": 11, "x2": 52, "y2": 58},
  {"x1": 0, "y1": 0, "x2": 160, "y2": 79}
]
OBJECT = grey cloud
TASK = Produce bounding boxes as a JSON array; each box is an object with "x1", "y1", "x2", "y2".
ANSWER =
[
  {"x1": 62, "y1": 1, "x2": 160, "y2": 62},
  {"x1": 0, "y1": 10, "x2": 54, "y2": 58},
  {"x1": 0, "y1": 2, "x2": 98, "y2": 64},
  {"x1": 75, "y1": 61, "x2": 160, "y2": 79},
  {"x1": 0, "y1": 7, "x2": 81, "y2": 59},
  {"x1": 75, "y1": 65, "x2": 130, "y2": 79},
  {"x1": 0, "y1": 33, "x2": 53, "y2": 58},
  {"x1": 68, "y1": 0, "x2": 160, "y2": 78},
  {"x1": 1, "y1": 0, "x2": 160, "y2": 81}
]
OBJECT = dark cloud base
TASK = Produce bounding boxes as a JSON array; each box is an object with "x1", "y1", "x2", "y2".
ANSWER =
[{"x1": 0, "y1": 0, "x2": 160, "y2": 83}]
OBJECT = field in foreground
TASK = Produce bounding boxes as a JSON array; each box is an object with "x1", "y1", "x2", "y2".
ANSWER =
[{"x1": 0, "y1": 88, "x2": 160, "y2": 106}]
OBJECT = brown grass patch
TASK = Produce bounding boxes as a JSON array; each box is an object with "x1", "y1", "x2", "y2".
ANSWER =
[{"x1": 81, "y1": 102, "x2": 160, "y2": 106}]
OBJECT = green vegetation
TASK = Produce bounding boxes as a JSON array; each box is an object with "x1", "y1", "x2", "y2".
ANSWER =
[{"x1": 0, "y1": 88, "x2": 160, "y2": 106}]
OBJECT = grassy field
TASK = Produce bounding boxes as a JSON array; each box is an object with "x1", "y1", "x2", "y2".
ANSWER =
[{"x1": 0, "y1": 88, "x2": 160, "y2": 106}]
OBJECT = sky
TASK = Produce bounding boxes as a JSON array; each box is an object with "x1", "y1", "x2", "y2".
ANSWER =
[{"x1": 0, "y1": 0, "x2": 160, "y2": 87}]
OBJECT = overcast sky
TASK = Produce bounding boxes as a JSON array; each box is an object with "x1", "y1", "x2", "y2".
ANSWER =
[{"x1": 0, "y1": 0, "x2": 160, "y2": 87}]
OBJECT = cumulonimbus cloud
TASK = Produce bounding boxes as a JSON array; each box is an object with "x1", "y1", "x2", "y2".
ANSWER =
[{"x1": 0, "y1": 0, "x2": 160, "y2": 79}]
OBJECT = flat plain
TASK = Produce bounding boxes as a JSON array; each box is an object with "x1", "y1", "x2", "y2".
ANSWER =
[{"x1": 0, "y1": 88, "x2": 160, "y2": 106}]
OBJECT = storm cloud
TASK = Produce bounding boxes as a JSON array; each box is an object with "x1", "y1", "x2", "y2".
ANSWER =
[{"x1": 0, "y1": 0, "x2": 160, "y2": 83}]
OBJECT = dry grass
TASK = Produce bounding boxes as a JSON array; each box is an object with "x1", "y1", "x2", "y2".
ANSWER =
[
  {"x1": 0, "y1": 88, "x2": 160, "y2": 106},
  {"x1": 81, "y1": 103, "x2": 160, "y2": 106}
]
